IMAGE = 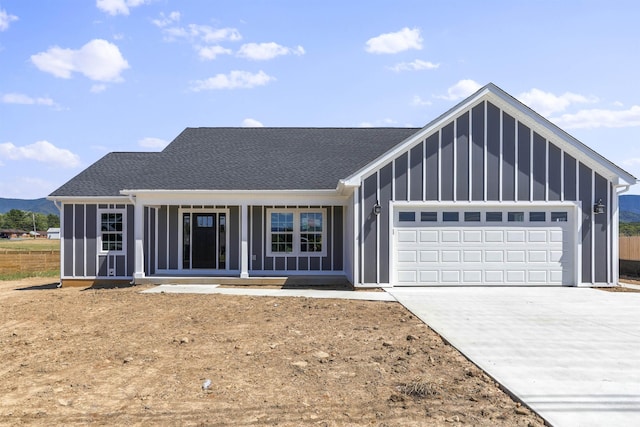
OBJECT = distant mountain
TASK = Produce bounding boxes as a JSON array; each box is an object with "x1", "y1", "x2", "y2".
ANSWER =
[
  {"x1": 620, "y1": 194, "x2": 640, "y2": 223},
  {"x1": 0, "y1": 198, "x2": 58, "y2": 215}
]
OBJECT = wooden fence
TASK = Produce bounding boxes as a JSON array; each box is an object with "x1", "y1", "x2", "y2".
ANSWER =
[
  {"x1": 0, "y1": 250, "x2": 60, "y2": 274},
  {"x1": 620, "y1": 236, "x2": 640, "y2": 261}
]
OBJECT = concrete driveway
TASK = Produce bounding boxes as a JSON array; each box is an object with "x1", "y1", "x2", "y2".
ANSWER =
[{"x1": 386, "y1": 287, "x2": 640, "y2": 427}]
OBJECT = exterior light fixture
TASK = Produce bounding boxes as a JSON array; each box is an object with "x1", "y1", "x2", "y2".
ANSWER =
[
  {"x1": 593, "y1": 199, "x2": 605, "y2": 215},
  {"x1": 373, "y1": 201, "x2": 382, "y2": 216}
]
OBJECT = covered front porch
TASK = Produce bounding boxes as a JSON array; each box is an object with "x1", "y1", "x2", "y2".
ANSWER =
[{"x1": 127, "y1": 190, "x2": 354, "y2": 284}]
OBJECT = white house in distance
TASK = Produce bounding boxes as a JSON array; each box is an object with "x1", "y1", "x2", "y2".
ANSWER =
[
  {"x1": 48, "y1": 83, "x2": 637, "y2": 288},
  {"x1": 47, "y1": 228, "x2": 60, "y2": 240}
]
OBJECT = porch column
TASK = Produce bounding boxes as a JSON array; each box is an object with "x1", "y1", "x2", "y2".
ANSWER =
[
  {"x1": 240, "y1": 203, "x2": 249, "y2": 278},
  {"x1": 133, "y1": 200, "x2": 145, "y2": 279}
]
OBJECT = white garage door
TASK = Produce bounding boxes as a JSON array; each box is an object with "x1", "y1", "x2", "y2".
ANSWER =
[{"x1": 393, "y1": 207, "x2": 573, "y2": 286}]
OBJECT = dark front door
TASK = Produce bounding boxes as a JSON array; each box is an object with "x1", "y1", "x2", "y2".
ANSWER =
[{"x1": 192, "y1": 213, "x2": 217, "y2": 268}]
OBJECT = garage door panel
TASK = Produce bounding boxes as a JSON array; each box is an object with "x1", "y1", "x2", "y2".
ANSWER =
[
  {"x1": 506, "y1": 270, "x2": 526, "y2": 282},
  {"x1": 394, "y1": 208, "x2": 573, "y2": 286},
  {"x1": 528, "y1": 230, "x2": 547, "y2": 242},
  {"x1": 419, "y1": 271, "x2": 439, "y2": 282},
  {"x1": 420, "y1": 250, "x2": 438, "y2": 262},
  {"x1": 419, "y1": 230, "x2": 438, "y2": 243},
  {"x1": 485, "y1": 230, "x2": 504, "y2": 242},
  {"x1": 397, "y1": 250, "x2": 417, "y2": 262},
  {"x1": 441, "y1": 271, "x2": 460, "y2": 282},
  {"x1": 463, "y1": 250, "x2": 482, "y2": 262},
  {"x1": 529, "y1": 250, "x2": 547, "y2": 262},
  {"x1": 528, "y1": 270, "x2": 548, "y2": 282},
  {"x1": 463, "y1": 230, "x2": 482, "y2": 242},
  {"x1": 397, "y1": 270, "x2": 417, "y2": 283},
  {"x1": 463, "y1": 271, "x2": 482, "y2": 282},
  {"x1": 441, "y1": 250, "x2": 460, "y2": 262},
  {"x1": 507, "y1": 230, "x2": 525, "y2": 242},
  {"x1": 485, "y1": 270, "x2": 504, "y2": 283},
  {"x1": 506, "y1": 251, "x2": 526, "y2": 262},
  {"x1": 485, "y1": 251, "x2": 504, "y2": 262},
  {"x1": 441, "y1": 230, "x2": 460, "y2": 242},
  {"x1": 398, "y1": 230, "x2": 417, "y2": 242}
]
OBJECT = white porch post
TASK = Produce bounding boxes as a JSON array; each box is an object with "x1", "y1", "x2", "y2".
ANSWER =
[
  {"x1": 240, "y1": 203, "x2": 249, "y2": 278},
  {"x1": 133, "y1": 200, "x2": 145, "y2": 279}
]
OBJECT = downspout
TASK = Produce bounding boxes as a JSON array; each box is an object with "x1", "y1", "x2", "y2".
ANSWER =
[
  {"x1": 613, "y1": 183, "x2": 634, "y2": 286},
  {"x1": 128, "y1": 195, "x2": 136, "y2": 284},
  {"x1": 52, "y1": 199, "x2": 63, "y2": 287}
]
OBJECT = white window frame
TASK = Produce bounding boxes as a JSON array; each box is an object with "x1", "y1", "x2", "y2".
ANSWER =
[
  {"x1": 97, "y1": 207, "x2": 127, "y2": 254},
  {"x1": 266, "y1": 208, "x2": 327, "y2": 257}
]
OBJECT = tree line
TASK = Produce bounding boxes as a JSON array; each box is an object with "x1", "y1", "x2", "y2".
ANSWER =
[
  {"x1": 0, "y1": 209, "x2": 60, "y2": 232},
  {"x1": 620, "y1": 222, "x2": 640, "y2": 236}
]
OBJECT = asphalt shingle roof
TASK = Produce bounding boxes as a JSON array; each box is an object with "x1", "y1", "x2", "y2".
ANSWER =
[{"x1": 50, "y1": 127, "x2": 419, "y2": 197}]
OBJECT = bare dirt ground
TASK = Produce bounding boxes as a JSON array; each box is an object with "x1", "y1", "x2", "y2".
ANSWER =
[{"x1": 0, "y1": 278, "x2": 544, "y2": 426}]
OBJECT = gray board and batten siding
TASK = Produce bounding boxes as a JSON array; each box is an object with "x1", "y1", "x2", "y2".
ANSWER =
[
  {"x1": 359, "y1": 100, "x2": 612, "y2": 285},
  {"x1": 62, "y1": 203, "x2": 135, "y2": 279}
]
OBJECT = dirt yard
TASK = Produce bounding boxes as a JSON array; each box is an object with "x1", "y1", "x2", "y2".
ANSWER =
[{"x1": 0, "y1": 278, "x2": 544, "y2": 426}]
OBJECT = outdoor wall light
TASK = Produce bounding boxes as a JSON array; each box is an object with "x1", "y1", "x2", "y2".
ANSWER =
[
  {"x1": 373, "y1": 201, "x2": 382, "y2": 216},
  {"x1": 593, "y1": 199, "x2": 605, "y2": 215}
]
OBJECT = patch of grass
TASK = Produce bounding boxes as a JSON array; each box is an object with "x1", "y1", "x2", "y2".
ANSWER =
[
  {"x1": 397, "y1": 378, "x2": 440, "y2": 397},
  {"x1": 0, "y1": 269, "x2": 60, "y2": 281},
  {"x1": 0, "y1": 239, "x2": 60, "y2": 252}
]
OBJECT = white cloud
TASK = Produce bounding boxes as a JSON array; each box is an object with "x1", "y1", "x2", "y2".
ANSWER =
[
  {"x1": 190, "y1": 70, "x2": 275, "y2": 91},
  {"x1": 389, "y1": 59, "x2": 439, "y2": 72},
  {"x1": 365, "y1": 27, "x2": 422, "y2": 54},
  {"x1": 518, "y1": 88, "x2": 597, "y2": 116},
  {"x1": 437, "y1": 79, "x2": 482, "y2": 101},
  {"x1": 2, "y1": 93, "x2": 56, "y2": 107},
  {"x1": 411, "y1": 95, "x2": 431, "y2": 107},
  {"x1": 138, "y1": 137, "x2": 168, "y2": 149},
  {"x1": 197, "y1": 45, "x2": 232, "y2": 60},
  {"x1": 30, "y1": 39, "x2": 130, "y2": 82},
  {"x1": 237, "y1": 42, "x2": 305, "y2": 61},
  {"x1": 96, "y1": 0, "x2": 150, "y2": 16},
  {"x1": 241, "y1": 118, "x2": 264, "y2": 127},
  {"x1": 0, "y1": 176, "x2": 61, "y2": 199},
  {"x1": 358, "y1": 118, "x2": 398, "y2": 127},
  {"x1": 550, "y1": 105, "x2": 640, "y2": 129},
  {"x1": 90, "y1": 84, "x2": 107, "y2": 93},
  {"x1": 161, "y1": 23, "x2": 241, "y2": 43},
  {"x1": 0, "y1": 140, "x2": 80, "y2": 168},
  {"x1": 152, "y1": 11, "x2": 181, "y2": 28},
  {"x1": 623, "y1": 158, "x2": 640, "y2": 167},
  {"x1": 0, "y1": 8, "x2": 18, "y2": 31}
]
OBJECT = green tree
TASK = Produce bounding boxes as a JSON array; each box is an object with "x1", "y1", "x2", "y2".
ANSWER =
[
  {"x1": 4, "y1": 209, "x2": 29, "y2": 230},
  {"x1": 33, "y1": 213, "x2": 48, "y2": 231},
  {"x1": 47, "y1": 214, "x2": 60, "y2": 228}
]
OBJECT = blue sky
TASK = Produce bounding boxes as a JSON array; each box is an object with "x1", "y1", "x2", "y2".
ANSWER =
[{"x1": 1, "y1": 0, "x2": 639, "y2": 199}]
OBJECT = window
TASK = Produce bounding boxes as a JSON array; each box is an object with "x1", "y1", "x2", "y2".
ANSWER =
[
  {"x1": 300, "y1": 212, "x2": 323, "y2": 253},
  {"x1": 270, "y1": 212, "x2": 294, "y2": 254},
  {"x1": 100, "y1": 212, "x2": 124, "y2": 252},
  {"x1": 443, "y1": 212, "x2": 459, "y2": 222},
  {"x1": 464, "y1": 212, "x2": 481, "y2": 222},
  {"x1": 508, "y1": 212, "x2": 524, "y2": 222},
  {"x1": 551, "y1": 212, "x2": 568, "y2": 222},
  {"x1": 486, "y1": 212, "x2": 502, "y2": 222},
  {"x1": 399, "y1": 212, "x2": 416, "y2": 222},
  {"x1": 421, "y1": 212, "x2": 437, "y2": 222},
  {"x1": 530, "y1": 212, "x2": 546, "y2": 222},
  {"x1": 268, "y1": 209, "x2": 326, "y2": 256}
]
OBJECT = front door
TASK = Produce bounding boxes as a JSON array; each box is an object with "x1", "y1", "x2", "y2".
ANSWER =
[
  {"x1": 192, "y1": 214, "x2": 217, "y2": 268},
  {"x1": 183, "y1": 212, "x2": 227, "y2": 270}
]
